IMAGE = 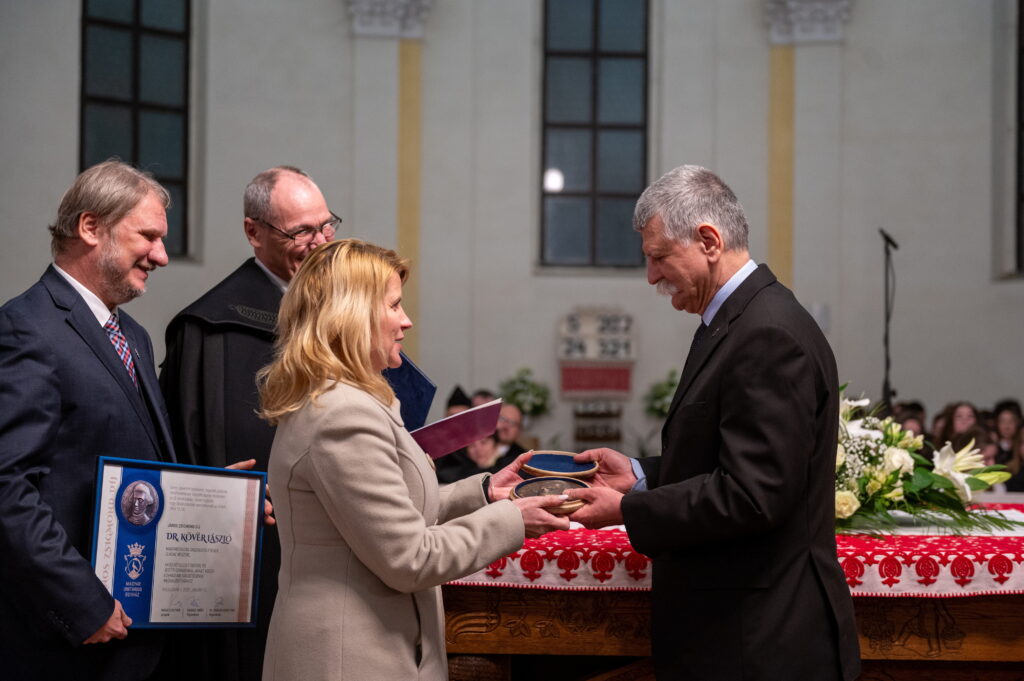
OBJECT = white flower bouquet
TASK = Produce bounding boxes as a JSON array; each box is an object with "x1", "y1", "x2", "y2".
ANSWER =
[{"x1": 835, "y1": 391, "x2": 1016, "y2": 533}]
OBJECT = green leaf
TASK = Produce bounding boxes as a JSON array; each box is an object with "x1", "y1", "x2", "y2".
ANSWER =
[
  {"x1": 910, "y1": 453, "x2": 932, "y2": 468},
  {"x1": 971, "y1": 465, "x2": 1010, "y2": 475},
  {"x1": 904, "y1": 468, "x2": 931, "y2": 494},
  {"x1": 965, "y1": 477, "x2": 988, "y2": 491}
]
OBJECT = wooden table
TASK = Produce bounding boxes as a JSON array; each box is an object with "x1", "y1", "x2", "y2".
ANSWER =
[
  {"x1": 444, "y1": 586, "x2": 1024, "y2": 680},
  {"x1": 443, "y1": 521, "x2": 1024, "y2": 680}
]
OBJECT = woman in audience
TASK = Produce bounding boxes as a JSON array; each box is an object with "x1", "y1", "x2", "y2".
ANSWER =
[
  {"x1": 258, "y1": 240, "x2": 567, "y2": 680},
  {"x1": 931, "y1": 401, "x2": 995, "y2": 463},
  {"x1": 993, "y1": 403, "x2": 1023, "y2": 467},
  {"x1": 937, "y1": 401, "x2": 981, "y2": 444},
  {"x1": 897, "y1": 414, "x2": 926, "y2": 438}
]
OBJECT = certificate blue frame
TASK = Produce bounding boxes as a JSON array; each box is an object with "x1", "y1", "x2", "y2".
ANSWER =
[{"x1": 90, "y1": 456, "x2": 266, "y2": 628}]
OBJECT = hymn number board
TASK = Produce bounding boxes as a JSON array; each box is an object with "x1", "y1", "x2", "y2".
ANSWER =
[{"x1": 558, "y1": 311, "x2": 635, "y2": 362}]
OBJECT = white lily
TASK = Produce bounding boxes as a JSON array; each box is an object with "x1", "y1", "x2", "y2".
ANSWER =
[
  {"x1": 932, "y1": 440, "x2": 984, "y2": 502},
  {"x1": 933, "y1": 440, "x2": 985, "y2": 473},
  {"x1": 845, "y1": 418, "x2": 882, "y2": 441},
  {"x1": 840, "y1": 396, "x2": 871, "y2": 422}
]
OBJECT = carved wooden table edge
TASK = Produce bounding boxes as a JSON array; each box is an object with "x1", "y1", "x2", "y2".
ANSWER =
[
  {"x1": 855, "y1": 595, "x2": 1024, "y2": 662},
  {"x1": 444, "y1": 586, "x2": 1024, "y2": 663},
  {"x1": 443, "y1": 585, "x2": 651, "y2": 656}
]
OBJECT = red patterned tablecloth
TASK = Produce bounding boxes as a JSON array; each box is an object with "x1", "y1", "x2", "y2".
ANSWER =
[{"x1": 450, "y1": 504, "x2": 1024, "y2": 598}]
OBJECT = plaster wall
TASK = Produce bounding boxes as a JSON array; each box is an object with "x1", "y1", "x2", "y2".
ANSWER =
[{"x1": 0, "y1": 0, "x2": 1020, "y2": 451}]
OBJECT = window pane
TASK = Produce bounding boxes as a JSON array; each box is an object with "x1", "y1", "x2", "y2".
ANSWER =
[
  {"x1": 545, "y1": 129, "x2": 592, "y2": 192},
  {"x1": 597, "y1": 58, "x2": 644, "y2": 124},
  {"x1": 140, "y1": 35, "x2": 186, "y2": 107},
  {"x1": 84, "y1": 26, "x2": 133, "y2": 100},
  {"x1": 82, "y1": 103, "x2": 133, "y2": 167},
  {"x1": 544, "y1": 197, "x2": 592, "y2": 265},
  {"x1": 138, "y1": 111, "x2": 185, "y2": 177},
  {"x1": 599, "y1": 0, "x2": 646, "y2": 52},
  {"x1": 141, "y1": 0, "x2": 187, "y2": 32},
  {"x1": 597, "y1": 130, "x2": 644, "y2": 192},
  {"x1": 547, "y1": 0, "x2": 593, "y2": 51},
  {"x1": 596, "y1": 198, "x2": 642, "y2": 266},
  {"x1": 163, "y1": 182, "x2": 186, "y2": 256},
  {"x1": 86, "y1": 0, "x2": 133, "y2": 23},
  {"x1": 546, "y1": 58, "x2": 592, "y2": 123}
]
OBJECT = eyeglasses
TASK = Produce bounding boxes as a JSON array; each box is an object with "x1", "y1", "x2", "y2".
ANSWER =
[{"x1": 249, "y1": 212, "x2": 342, "y2": 245}]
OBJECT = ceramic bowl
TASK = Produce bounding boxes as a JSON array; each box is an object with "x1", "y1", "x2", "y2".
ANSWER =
[
  {"x1": 521, "y1": 450, "x2": 597, "y2": 480},
  {"x1": 509, "y1": 476, "x2": 590, "y2": 515}
]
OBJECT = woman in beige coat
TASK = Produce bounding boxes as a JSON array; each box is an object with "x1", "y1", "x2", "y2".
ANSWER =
[{"x1": 258, "y1": 240, "x2": 568, "y2": 681}]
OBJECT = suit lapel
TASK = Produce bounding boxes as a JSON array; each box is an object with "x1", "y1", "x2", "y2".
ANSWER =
[
  {"x1": 122, "y1": 320, "x2": 176, "y2": 462},
  {"x1": 43, "y1": 268, "x2": 166, "y2": 459},
  {"x1": 664, "y1": 264, "x2": 778, "y2": 422}
]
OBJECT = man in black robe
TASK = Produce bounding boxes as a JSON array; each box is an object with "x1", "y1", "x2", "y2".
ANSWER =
[{"x1": 159, "y1": 166, "x2": 337, "y2": 681}]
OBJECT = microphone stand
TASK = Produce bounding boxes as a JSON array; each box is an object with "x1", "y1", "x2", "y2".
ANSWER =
[{"x1": 879, "y1": 228, "x2": 899, "y2": 411}]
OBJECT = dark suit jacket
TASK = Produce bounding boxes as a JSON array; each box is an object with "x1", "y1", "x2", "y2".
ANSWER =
[
  {"x1": 621, "y1": 265, "x2": 860, "y2": 681},
  {"x1": 159, "y1": 258, "x2": 280, "y2": 681},
  {"x1": 0, "y1": 266, "x2": 175, "y2": 681}
]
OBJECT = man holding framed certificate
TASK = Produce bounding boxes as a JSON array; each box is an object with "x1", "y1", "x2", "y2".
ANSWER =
[
  {"x1": 0, "y1": 162, "x2": 177, "y2": 681},
  {"x1": 0, "y1": 162, "x2": 271, "y2": 681}
]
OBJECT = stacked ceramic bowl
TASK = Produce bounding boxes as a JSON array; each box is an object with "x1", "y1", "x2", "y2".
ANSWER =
[{"x1": 509, "y1": 450, "x2": 597, "y2": 514}]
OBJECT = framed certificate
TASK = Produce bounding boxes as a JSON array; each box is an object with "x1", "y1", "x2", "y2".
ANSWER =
[{"x1": 90, "y1": 457, "x2": 266, "y2": 628}]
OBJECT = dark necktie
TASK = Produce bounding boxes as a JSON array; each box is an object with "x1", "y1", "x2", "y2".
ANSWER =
[
  {"x1": 104, "y1": 313, "x2": 137, "y2": 385},
  {"x1": 688, "y1": 322, "x2": 708, "y2": 356}
]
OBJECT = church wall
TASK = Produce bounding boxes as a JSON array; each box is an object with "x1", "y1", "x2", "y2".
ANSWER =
[{"x1": 0, "y1": 0, "x2": 1020, "y2": 451}]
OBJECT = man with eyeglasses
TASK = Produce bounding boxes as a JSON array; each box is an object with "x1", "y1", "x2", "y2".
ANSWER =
[{"x1": 158, "y1": 165, "x2": 337, "y2": 681}]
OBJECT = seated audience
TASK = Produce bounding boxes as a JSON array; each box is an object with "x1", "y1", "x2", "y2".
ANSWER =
[
  {"x1": 928, "y1": 407, "x2": 950, "y2": 450},
  {"x1": 471, "y1": 388, "x2": 496, "y2": 406},
  {"x1": 937, "y1": 401, "x2": 981, "y2": 444},
  {"x1": 993, "y1": 402, "x2": 1023, "y2": 467},
  {"x1": 1006, "y1": 437, "x2": 1024, "y2": 492},
  {"x1": 938, "y1": 401, "x2": 996, "y2": 464},
  {"x1": 898, "y1": 414, "x2": 926, "y2": 438},
  {"x1": 434, "y1": 386, "x2": 475, "y2": 484},
  {"x1": 445, "y1": 385, "x2": 472, "y2": 416},
  {"x1": 437, "y1": 433, "x2": 521, "y2": 485},
  {"x1": 496, "y1": 403, "x2": 528, "y2": 460},
  {"x1": 893, "y1": 400, "x2": 926, "y2": 430}
]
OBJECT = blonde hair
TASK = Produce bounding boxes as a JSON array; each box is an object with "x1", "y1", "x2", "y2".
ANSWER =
[{"x1": 258, "y1": 239, "x2": 409, "y2": 424}]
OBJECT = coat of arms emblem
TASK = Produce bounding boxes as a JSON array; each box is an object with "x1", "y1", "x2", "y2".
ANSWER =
[{"x1": 124, "y1": 542, "x2": 146, "y2": 580}]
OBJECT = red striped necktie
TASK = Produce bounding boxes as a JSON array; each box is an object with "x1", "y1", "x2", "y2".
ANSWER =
[{"x1": 104, "y1": 313, "x2": 137, "y2": 386}]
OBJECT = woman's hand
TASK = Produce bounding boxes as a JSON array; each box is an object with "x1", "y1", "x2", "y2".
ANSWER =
[
  {"x1": 487, "y1": 450, "x2": 536, "y2": 502},
  {"x1": 512, "y1": 496, "x2": 571, "y2": 537}
]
